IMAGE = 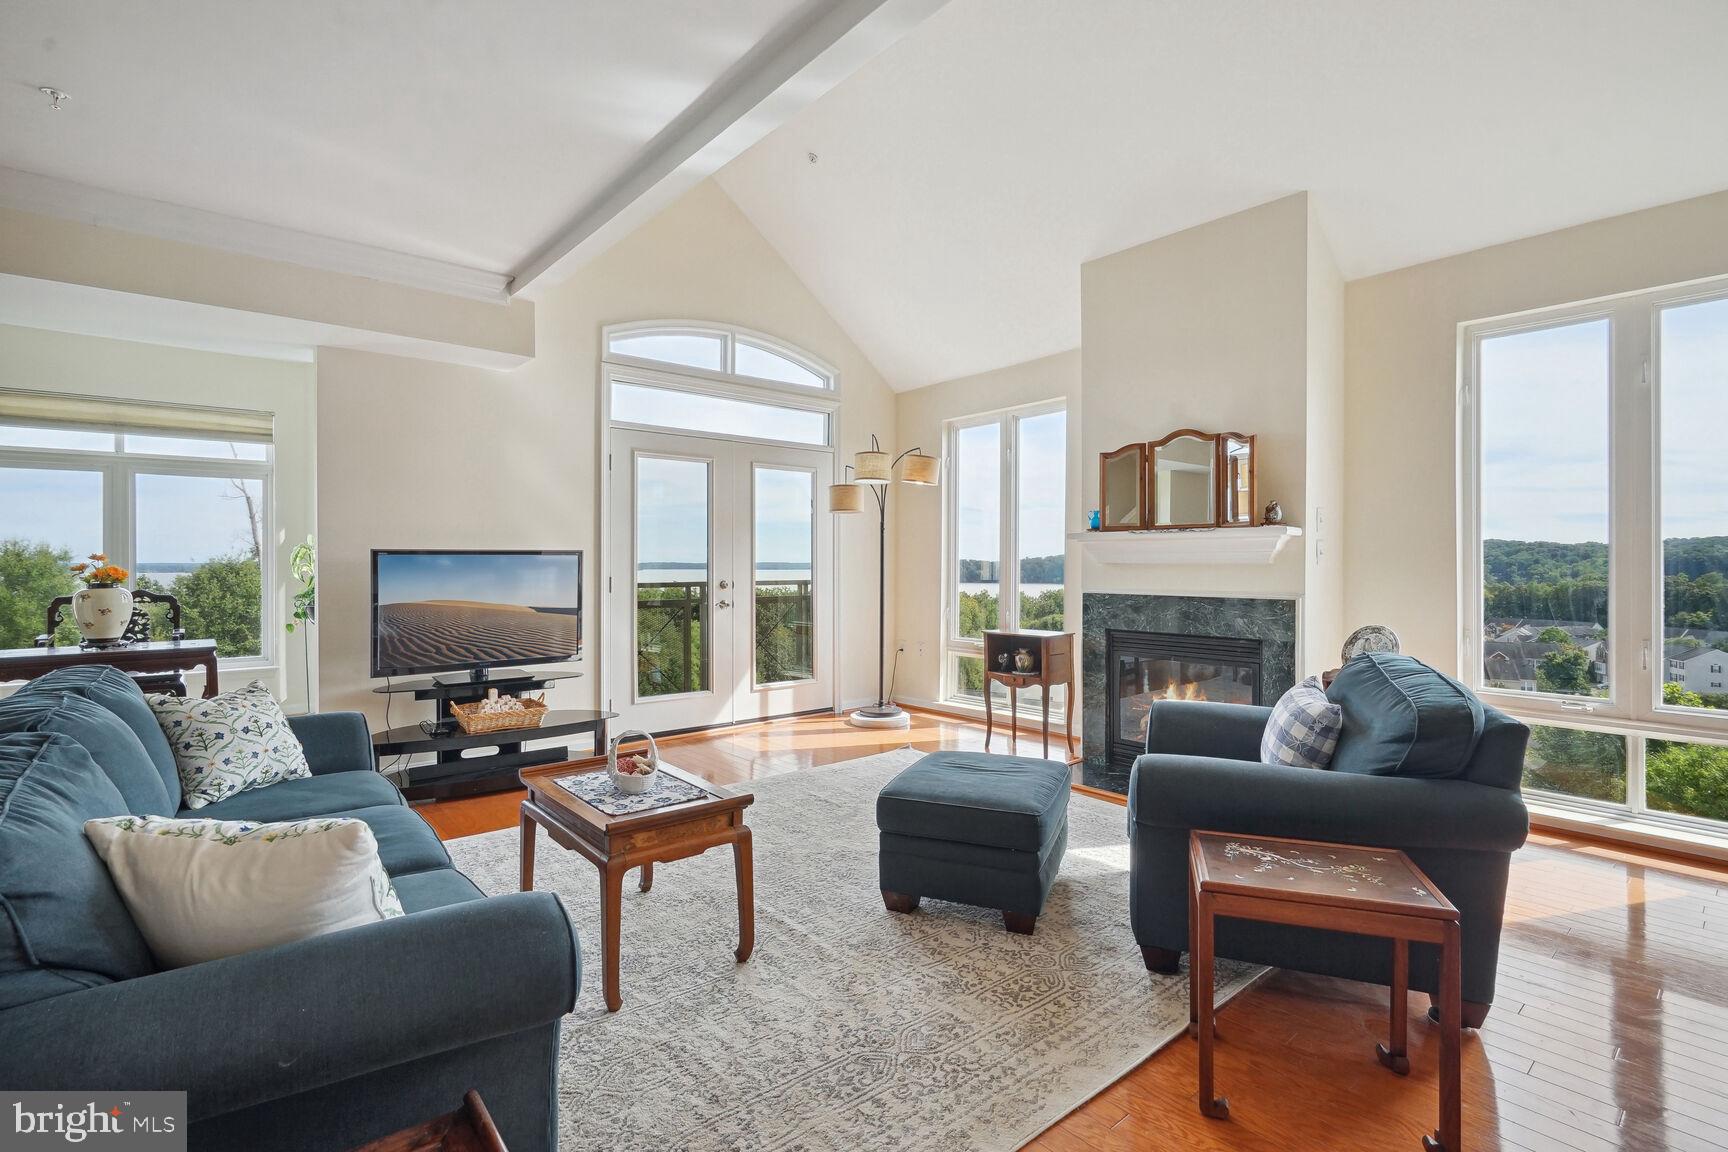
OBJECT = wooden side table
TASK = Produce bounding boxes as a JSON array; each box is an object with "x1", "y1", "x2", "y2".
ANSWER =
[
  {"x1": 518, "y1": 755, "x2": 754, "y2": 1013},
  {"x1": 982, "y1": 629, "x2": 1074, "y2": 759},
  {"x1": 1188, "y1": 831, "x2": 1463, "y2": 1152}
]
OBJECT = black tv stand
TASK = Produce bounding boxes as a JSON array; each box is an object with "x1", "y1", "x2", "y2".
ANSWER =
[{"x1": 370, "y1": 668, "x2": 612, "y2": 801}]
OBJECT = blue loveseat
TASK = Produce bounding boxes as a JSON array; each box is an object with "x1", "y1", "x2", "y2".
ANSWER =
[
  {"x1": 1129, "y1": 654, "x2": 1530, "y2": 1028},
  {"x1": 0, "y1": 666, "x2": 578, "y2": 1152}
]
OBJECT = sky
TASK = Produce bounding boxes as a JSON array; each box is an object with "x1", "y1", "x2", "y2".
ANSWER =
[
  {"x1": 376, "y1": 552, "x2": 582, "y2": 607},
  {"x1": 0, "y1": 467, "x2": 260, "y2": 561},
  {"x1": 635, "y1": 456, "x2": 814, "y2": 575},
  {"x1": 1481, "y1": 296, "x2": 1728, "y2": 543}
]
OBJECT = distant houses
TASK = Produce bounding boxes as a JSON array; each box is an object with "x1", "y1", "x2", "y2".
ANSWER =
[
  {"x1": 1483, "y1": 617, "x2": 1728, "y2": 697},
  {"x1": 1667, "y1": 643, "x2": 1728, "y2": 696},
  {"x1": 1482, "y1": 619, "x2": 1607, "y2": 692}
]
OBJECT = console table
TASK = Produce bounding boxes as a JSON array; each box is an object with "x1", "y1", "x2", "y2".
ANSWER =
[
  {"x1": 0, "y1": 639, "x2": 219, "y2": 697},
  {"x1": 981, "y1": 629, "x2": 1075, "y2": 759}
]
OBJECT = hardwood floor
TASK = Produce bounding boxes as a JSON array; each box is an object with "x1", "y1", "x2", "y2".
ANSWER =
[{"x1": 420, "y1": 711, "x2": 1728, "y2": 1152}]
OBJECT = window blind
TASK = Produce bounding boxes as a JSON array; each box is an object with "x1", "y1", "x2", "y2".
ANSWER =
[{"x1": 0, "y1": 388, "x2": 274, "y2": 442}]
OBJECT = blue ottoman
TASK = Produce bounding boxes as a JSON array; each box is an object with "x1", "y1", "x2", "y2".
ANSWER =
[{"x1": 876, "y1": 750, "x2": 1070, "y2": 934}]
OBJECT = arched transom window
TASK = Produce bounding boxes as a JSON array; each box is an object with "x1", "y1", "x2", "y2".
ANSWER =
[
  {"x1": 604, "y1": 322, "x2": 835, "y2": 391},
  {"x1": 602, "y1": 321, "x2": 839, "y2": 449}
]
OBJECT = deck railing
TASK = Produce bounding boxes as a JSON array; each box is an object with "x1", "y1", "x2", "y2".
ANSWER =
[{"x1": 635, "y1": 579, "x2": 816, "y2": 696}]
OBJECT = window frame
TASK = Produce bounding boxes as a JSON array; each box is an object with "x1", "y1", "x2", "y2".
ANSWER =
[
  {"x1": 0, "y1": 429, "x2": 275, "y2": 670},
  {"x1": 606, "y1": 366, "x2": 835, "y2": 451},
  {"x1": 1460, "y1": 275, "x2": 1728, "y2": 826},
  {"x1": 603, "y1": 320, "x2": 838, "y2": 395},
  {"x1": 942, "y1": 399, "x2": 1067, "y2": 706}
]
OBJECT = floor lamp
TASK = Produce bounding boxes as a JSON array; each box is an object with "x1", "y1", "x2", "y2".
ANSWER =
[{"x1": 829, "y1": 435, "x2": 939, "y2": 729}]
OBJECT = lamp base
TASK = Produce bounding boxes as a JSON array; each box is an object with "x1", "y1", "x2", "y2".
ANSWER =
[{"x1": 847, "y1": 704, "x2": 912, "y2": 730}]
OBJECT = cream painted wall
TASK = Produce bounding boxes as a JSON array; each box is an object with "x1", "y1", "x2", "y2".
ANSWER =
[
  {"x1": 316, "y1": 180, "x2": 899, "y2": 729},
  {"x1": 1344, "y1": 188, "x2": 1728, "y2": 672},
  {"x1": 1080, "y1": 194, "x2": 1311, "y2": 605},
  {"x1": 892, "y1": 349, "x2": 1081, "y2": 707},
  {"x1": 0, "y1": 323, "x2": 318, "y2": 711}
]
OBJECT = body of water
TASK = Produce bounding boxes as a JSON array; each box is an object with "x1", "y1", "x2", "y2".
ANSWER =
[
  {"x1": 639, "y1": 567, "x2": 811, "y2": 585},
  {"x1": 962, "y1": 582, "x2": 1061, "y2": 598}
]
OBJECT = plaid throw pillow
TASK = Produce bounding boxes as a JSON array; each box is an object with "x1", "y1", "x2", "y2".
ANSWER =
[{"x1": 1260, "y1": 675, "x2": 1344, "y2": 769}]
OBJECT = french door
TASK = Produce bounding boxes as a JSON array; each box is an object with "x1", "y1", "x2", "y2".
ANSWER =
[{"x1": 608, "y1": 428, "x2": 833, "y2": 734}]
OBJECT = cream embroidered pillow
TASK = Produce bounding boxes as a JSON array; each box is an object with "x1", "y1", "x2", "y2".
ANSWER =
[
  {"x1": 147, "y1": 680, "x2": 311, "y2": 808},
  {"x1": 83, "y1": 815, "x2": 404, "y2": 968}
]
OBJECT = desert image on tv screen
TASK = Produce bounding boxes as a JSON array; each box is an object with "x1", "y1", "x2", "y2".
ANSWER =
[{"x1": 374, "y1": 553, "x2": 581, "y2": 673}]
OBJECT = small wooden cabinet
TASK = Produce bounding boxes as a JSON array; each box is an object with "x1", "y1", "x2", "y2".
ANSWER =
[{"x1": 982, "y1": 630, "x2": 1075, "y2": 760}]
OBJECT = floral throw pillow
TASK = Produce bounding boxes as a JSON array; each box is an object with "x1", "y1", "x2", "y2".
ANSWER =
[
  {"x1": 147, "y1": 681, "x2": 312, "y2": 809},
  {"x1": 84, "y1": 814, "x2": 403, "y2": 968}
]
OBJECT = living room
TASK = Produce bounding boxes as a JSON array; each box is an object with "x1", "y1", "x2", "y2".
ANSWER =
[{"x1": 2, "y1": 2, "x2": 1725, "y2": 1149}]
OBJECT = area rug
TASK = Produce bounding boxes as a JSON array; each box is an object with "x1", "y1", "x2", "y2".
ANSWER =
[{"x1": 446, "y1": 747, "x2": 1260, "y2": 1151}]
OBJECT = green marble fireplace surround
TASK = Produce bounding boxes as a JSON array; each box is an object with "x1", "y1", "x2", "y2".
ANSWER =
[{"x1": 1082, "y1": 593, "x2": 1297, "y2": 792}]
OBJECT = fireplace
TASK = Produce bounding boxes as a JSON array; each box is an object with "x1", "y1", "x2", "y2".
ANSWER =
[
  {"x1": 1105, "y1": 629, "x2": 1263, "y2": 771},
  {"x1": 1082, "y1": 593, "x2": 1295, "y2": 793}
]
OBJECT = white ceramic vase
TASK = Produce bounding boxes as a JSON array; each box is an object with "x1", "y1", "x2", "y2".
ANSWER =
[{"x1": 74, "y1": 584, "x2": 133, "y2": 644}]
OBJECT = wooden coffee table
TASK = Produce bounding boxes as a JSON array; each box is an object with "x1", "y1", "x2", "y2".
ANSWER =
[
  {"x1": 518, "y1": 755, "x2": 754, "y2": 1013},
  {"x1": 1188, "y1": 831, "x2": 1462, "y2": 1152}
]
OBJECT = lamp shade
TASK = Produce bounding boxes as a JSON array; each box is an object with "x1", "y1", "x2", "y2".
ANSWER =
[
  {"x1": 853, "y1": 449, "x2": 891, "y2": 484},
  {"x1": 828, "y1": 482, "x2": 863, "y2": 513},
  {"x1": 900, "y1": 451, "x2": 939, "y2": 485}
]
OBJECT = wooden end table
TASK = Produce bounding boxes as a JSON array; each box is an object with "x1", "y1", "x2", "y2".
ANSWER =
[
  {"x1": 1188, "y1": 831, "x2": 1462, "y2": 1152},
  {"x1": 982, "y1": 629, "x2": 1075, "y2": 759},
  {"x1": 518, "y1": 756, "x2": 754, "y2": 1013}
]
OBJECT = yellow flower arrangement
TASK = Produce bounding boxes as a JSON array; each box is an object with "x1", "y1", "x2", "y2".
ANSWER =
[{"x1": 70, "y1": 554, "x2": 129, "y2": 587}]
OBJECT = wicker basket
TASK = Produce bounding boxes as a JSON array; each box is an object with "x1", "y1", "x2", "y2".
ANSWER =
[{"x1": 448, "y1": 693, "x2": 548, "y2": 735}]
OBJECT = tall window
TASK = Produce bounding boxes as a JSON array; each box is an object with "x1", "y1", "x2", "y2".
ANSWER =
[
  {"x1": 1463, "y1": 282, "x2": 1728, "y2": 830},
  {"x1": 945, "y1": 402, "x2": 1067, "y2": 704},
  {"x1": 0, "y1": 396, "x2": 273, "y2": 663}
]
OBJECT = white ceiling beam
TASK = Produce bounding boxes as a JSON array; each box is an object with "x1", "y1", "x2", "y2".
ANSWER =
[
  {"x1": 508, "y1": 0, "x2": 947, "y2": 296},
  {"x1": 0, "y1": 168, "x2": 512, "y2": 303}
]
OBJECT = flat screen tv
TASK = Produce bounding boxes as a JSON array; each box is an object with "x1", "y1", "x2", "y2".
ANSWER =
[{"x1": 370, "y1": 549, "x2": 583, "y2": 680}]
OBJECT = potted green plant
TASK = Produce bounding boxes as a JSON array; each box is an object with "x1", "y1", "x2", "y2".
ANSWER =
[{"x1": 286, "y1": 536, "x2": 316, "y2": 707}]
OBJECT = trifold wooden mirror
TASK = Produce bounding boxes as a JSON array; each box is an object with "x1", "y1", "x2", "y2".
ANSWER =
[{"x1": 1099, "y1": 431, "x2": 1258, "y2": 530}]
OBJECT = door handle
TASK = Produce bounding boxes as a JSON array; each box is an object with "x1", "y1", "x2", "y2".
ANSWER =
[{"x1": 715, "y1": 599, "x2": 731, "y2": 610}]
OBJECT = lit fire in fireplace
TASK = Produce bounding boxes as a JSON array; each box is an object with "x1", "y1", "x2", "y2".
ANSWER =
[{"x1": 1135, "y1": 683, "x2": 1208, "y2": 740}]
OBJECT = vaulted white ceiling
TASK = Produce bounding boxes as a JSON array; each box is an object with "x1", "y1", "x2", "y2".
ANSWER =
[
  {"x1": 718, "y1": 0, "x2": 1728, "y2": 390},
  {"x1": 0, "y1": 0, "x2": 942, "y2": 297}
]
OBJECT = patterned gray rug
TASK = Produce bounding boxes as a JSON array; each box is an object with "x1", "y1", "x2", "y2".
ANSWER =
[{"x1": 446, "y1": 747, "x2": 1259, "y2": 1151}]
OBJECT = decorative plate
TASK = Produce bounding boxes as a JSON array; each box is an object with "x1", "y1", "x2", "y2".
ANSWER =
[{"x1": 1341, "y1": 624, "x2": 1401, "y2": 663}]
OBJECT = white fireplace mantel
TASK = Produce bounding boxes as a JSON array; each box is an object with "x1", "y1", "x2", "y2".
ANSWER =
[{"x1": 1069, "y1": 525, "x2": 1303, "y2": 566}]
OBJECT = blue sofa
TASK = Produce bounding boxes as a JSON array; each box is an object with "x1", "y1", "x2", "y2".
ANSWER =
[
  {"x1": 1128, "y1": 656, "x2": 1530, "y2": 1027},
  {"x1": 0, "y1": 666, "x2": 578, "y2": 1152}
]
